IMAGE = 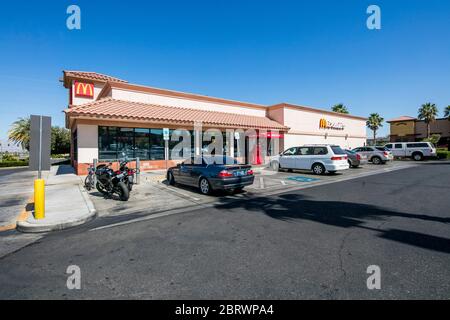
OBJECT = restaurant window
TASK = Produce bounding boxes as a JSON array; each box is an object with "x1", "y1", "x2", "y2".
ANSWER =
[
  {"x1": 99, "y1": 126, "x2": 164, "y2": 161},
  {"x1": 134, "y1": 128, "x2": 150, "y2": 160},
  {"x1": 150, "y1": 129, "x2": 164, "y2": 160},
  {"x1": 98, "y1": 126, "x2": 118, "y2": 160},
  {"x1": 73, "y1": 129, "x2": 78, "y2": 162},
  {"x1": 117, "y1": 127, "x2": 134, "y2": 158}
]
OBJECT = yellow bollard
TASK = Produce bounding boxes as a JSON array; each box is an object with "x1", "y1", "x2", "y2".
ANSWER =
[{"x1": 34, "y1": 179, "x2": 45, "y2": 219}]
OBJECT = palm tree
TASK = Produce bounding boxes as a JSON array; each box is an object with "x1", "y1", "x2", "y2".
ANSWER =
[
  {"x1": 444, "y1": 105, "x2": 450, "y2": 120},
  {"x1": 366, "y1": 113, "x2": 384, "y2": 145},
  {"x1": 418, "y1": 103, "x2": 439, "y2": 138},
  {"x1": 332, "y1": 103, "x2": 349, "y2": 114},
  {"x1": 8, "y1": 117, "x2": 31, "y2": 151}
]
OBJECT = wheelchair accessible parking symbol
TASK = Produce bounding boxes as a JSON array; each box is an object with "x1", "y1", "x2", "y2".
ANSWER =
[{"x1": 286, "y1": 176, "x2": 320, "y2": 183}]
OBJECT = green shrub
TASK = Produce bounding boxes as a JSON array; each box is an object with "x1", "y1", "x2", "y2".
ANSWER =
[
  {"x1": 436, "y1": 150, "x2": 450, "y2": 159},
  {"x1": 0, "y1": 160, "x2": 29, "y2": 167},
  {"x1": 422, "y1": 134, "x2": 441, "y2": 146},
  {"x1": 1, "y1": 154, "x2": 19, "y2": 161},
  {"x1": 51, "y1": 154, "x2": 69, "y2": 159}
]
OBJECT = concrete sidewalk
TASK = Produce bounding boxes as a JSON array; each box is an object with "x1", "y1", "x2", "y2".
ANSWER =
[{"x1": 17, "y1": 165, "x2": 97, "y2": 233}]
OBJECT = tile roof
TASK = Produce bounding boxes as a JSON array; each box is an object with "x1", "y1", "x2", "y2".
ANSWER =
[
  {"x1": 63, "y1": 71, "x2": 128, "y2": 84},
  {"x1": 65, "y1": 98, "x2": 288, "y2": 130},
  {"x1": 387, "y1": 116, "x2": 416, "y2": 122}
]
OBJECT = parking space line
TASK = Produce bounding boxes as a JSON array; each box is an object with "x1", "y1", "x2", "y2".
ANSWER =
[
  {"x1": 155, "y1": 184, "x2": 201, "y2": 202},
  {"x1": 89, "y1": 163, "x2": 420, "y2": 231}
]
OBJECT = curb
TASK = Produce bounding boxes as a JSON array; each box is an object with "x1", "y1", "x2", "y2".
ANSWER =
[{"x1": 16, "y1": 184, "x2": 97, "y2": 233}]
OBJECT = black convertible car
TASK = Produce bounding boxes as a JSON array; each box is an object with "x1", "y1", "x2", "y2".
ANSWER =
[{"x1": 167, "y1": 156, "x2": 254, "y2": 195}]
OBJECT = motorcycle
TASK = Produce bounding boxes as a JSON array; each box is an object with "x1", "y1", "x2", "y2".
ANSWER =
[
  {"x1": 84, "y1": 153, "x2": 136, "y2": 201},
  {"x1": 94, "y1": 163, "x2": 130, "y2": 201},
  {"x1": 118, "y1": 159, "x2": 137, "y2": 191}
]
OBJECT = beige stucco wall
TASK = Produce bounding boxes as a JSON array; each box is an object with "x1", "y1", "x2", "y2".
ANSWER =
[
  {"x1": 110, "y1": 88, "x2": 267, "y2": 117},
  {"x1": 280, "y1": 107, "x2": 367, "y2": 150},
  {"x1": 284, "y1": 133, "x2": 365, "y2": 150},
  {"x1": 77, "y1": 124, "x2": 98, "y2": 163}
]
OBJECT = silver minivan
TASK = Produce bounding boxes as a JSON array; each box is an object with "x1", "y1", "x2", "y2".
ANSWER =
[
  {"x1": 385, "y1": 142, "x2": 437, "y2": 161},
  {"x1": 270, "y1": 145, "x2": 349, "y2": 175}
]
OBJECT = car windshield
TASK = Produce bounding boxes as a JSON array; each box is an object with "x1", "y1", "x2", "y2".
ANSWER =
[
  {"x1": 345, "y1": 149, "x2": 356, "y2": 154},
  {"x1": 330, "y1": 146, "x2": 346, "y2": 155},
  {"x1": 375, "y1": 147, "x2": 388, "y2": 151}
]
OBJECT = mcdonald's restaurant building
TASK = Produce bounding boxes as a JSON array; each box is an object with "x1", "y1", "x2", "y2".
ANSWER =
[{"x1": 62, "y1": 71, "x2": 367, "y2": 175}]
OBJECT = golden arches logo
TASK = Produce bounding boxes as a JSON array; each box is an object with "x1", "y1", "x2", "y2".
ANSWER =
[
  {"x1": 319, "y1": 118, "x2": 327, "y2": 129},
  {"x1": 74, "y1": 81, "x2": 94, "y2": 98}
]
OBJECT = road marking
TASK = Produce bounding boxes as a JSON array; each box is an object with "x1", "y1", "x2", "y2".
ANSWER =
[
  {"x1": 281, "y1": 180, "x2": 286, "y2": 186},
  {"x1": 259, "y1": 177, "x2": 265, "y2": 189},
  {"x1": 0, "y1": 195, "x2": 33, "y2": 232},
  {"x1": 90, "y1": 203, "x2": 211, "y2": 231},
  {"x1": 155, "y1": 184, "x2": 201, "y2": 201},
  {"x1": 89, "y1": 163, "x2": 419, "y2": 231}
]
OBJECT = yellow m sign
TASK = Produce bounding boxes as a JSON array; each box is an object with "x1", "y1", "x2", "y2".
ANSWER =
[
  {"x1": 319, "y1": 118, "x2": 327, "y2": 129},
  {"x1": 74, "y1": 81, "x2": 94, "y2": 98}
]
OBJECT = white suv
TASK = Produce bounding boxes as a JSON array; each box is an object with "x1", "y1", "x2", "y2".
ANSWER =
[
  {"x1": 385, "y1": 142, "x2": 437, "y2": 161},
  {"x1": 270, "y1": 145, "x2": 349, "y2": 175}
]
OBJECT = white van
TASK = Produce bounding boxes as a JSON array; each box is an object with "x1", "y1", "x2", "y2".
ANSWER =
[
  {"x1": 270, "y1": 144, "x2": 349, "y2": 175},
  {"x1": 384, "y1": 142, "x2": 437, "y2": 161}
]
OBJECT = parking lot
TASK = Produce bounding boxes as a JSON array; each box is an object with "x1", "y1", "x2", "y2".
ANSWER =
[{"x1": 88, "y1": 160, "x2": 420, "y2": 220}]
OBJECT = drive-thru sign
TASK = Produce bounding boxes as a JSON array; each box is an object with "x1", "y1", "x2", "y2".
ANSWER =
[{"x1": 29, "y1": 115, "x2": 51, "y2": 219}]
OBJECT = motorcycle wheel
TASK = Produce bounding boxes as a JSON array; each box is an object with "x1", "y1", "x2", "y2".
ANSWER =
[
  {"x1": 96, "y1": 182, "x2": 108, "y2": 195},
  {"x1": 127, "y1": 181, "x2": 133, "y2": 191},
  {"x1": 117, "y1": 181, "x2": 130, "y2": 201}
]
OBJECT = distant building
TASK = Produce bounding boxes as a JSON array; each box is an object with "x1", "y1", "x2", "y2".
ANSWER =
[
  {"x1": 387, "y1": 116, "x2": 450, "y2": 147},
  {"x1": 0, "y1": 139, "x2": 26, "y2": 153}
]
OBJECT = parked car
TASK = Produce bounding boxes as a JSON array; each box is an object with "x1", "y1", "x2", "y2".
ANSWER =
[
  {"x1": 384, "y1": 142, "x2": 437, "y2": 161},
  {"x1": 269, "y1": 144, "x2": 349, "y2": 175},
  {"x1": 167, "y1": 156, "x2": 254, "y2": 195},
  {"x1": 344, "y1": 149, "x2": 368, "y2": 168},
  {"x1": 352, "y1": 146, "x2": 393, "y2": 164}
]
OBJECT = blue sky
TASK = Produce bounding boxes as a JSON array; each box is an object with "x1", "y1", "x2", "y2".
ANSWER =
[{"x1": 0, "y1": 0, "x2": 449, "y2": 140}]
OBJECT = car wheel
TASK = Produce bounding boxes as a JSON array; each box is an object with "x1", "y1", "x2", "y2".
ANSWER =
[
  {"x1": 199, "y1": 177, "x2": 212, "y2": 195},
  {"x1": 271, "y1": 161, "x2": 280, "y2": 171},
  {"x1": 167, "y1": 171, "x2": 175, "y2": 185},
  {"x1": 312, "y1": 163, "x2": 325, "y2": 175},
  {"x1": 372, "y1": 156, "x2": 382, "y2": 165},
  {"x1": 412, "y1": 152, "x2": 423, "y2": 161}
]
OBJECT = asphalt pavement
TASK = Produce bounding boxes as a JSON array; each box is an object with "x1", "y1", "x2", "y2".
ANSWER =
[
  {"x1": 0, "y1": 162, "x2": 449, "y2": 299},
  {"x1": 0, "y1": 167, "x2": 35, "y2": 228}
]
